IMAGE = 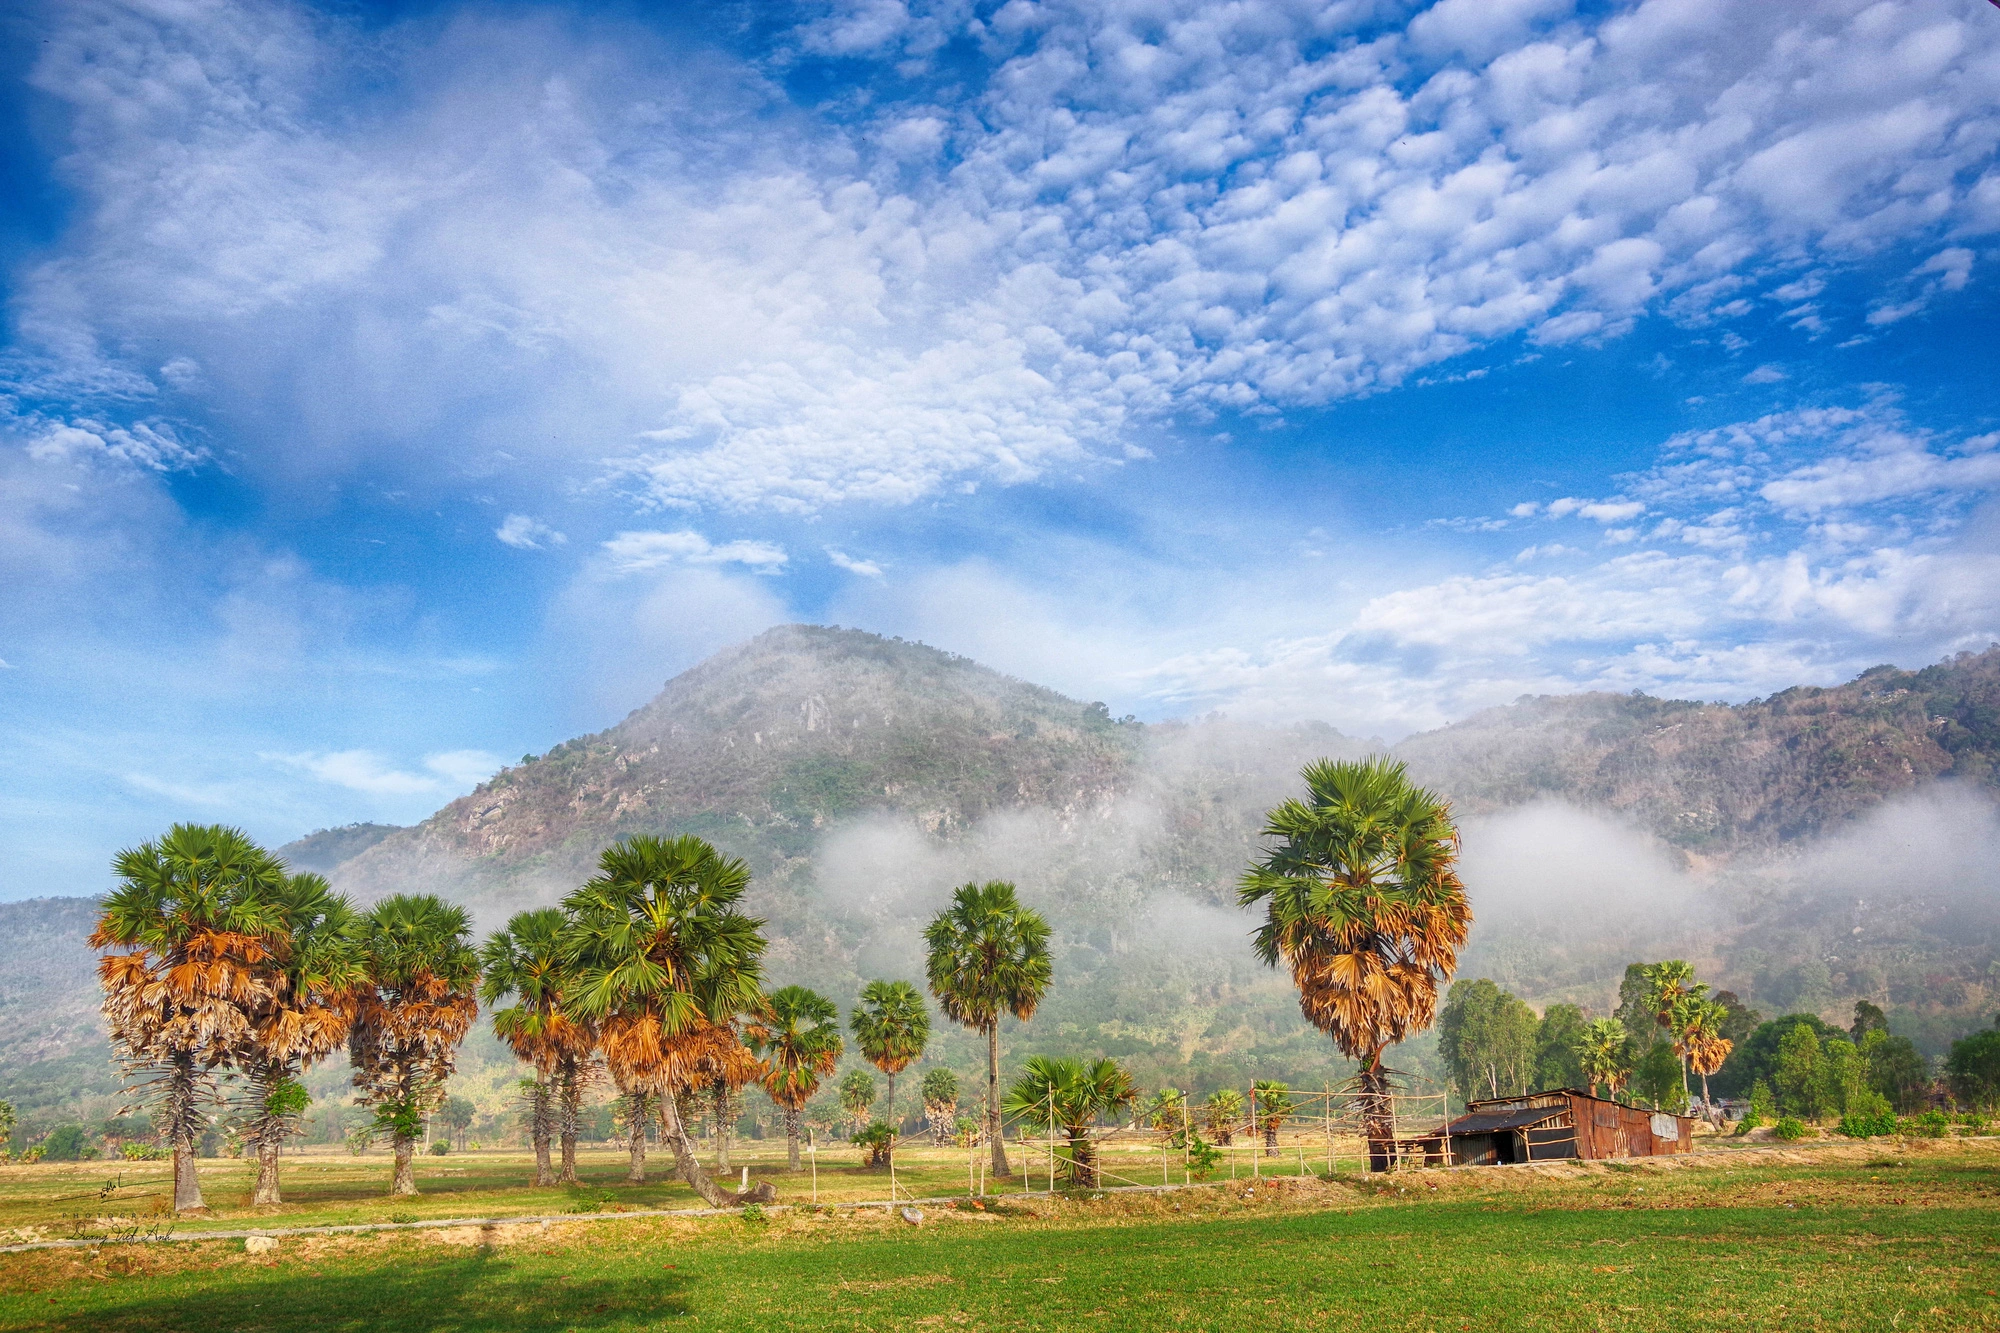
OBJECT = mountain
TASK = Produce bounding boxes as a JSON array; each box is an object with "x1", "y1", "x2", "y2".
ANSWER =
[
  {"x1": 1398, "y1": 648, "x2": 2000, "y2": 853},
  {"x1": 8, "y1": 626, "x2": 1998, "y2": 1139}
]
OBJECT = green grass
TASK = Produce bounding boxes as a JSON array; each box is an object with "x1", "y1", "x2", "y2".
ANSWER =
[{"x1": 4, "y1": 1141, "x2": 1997, "y2": 1330}]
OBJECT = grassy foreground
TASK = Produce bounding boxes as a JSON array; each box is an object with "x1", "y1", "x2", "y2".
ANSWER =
[{"x1": 3, "y1": 1139, "x2": 1997, "y2": 1331}]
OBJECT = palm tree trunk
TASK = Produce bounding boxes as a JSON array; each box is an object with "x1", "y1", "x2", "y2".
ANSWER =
[
  {"x1": 987, "y1": 1023, "x2": 1010, "y2": 1178},
  {"x1": 253, "y1": 1138, "x2": 283, "y2": 1205},
  {"x1": 1264, "y1": 1122, "x2": 1280, "y2": 1157},
  {"x1": 392, "y1": 1134, "x2": 418, "y2": 1195},
  {"x1": 625, "y1": 1089, "x2": 649, "y2": 1184},
  {"x1": 167, "y1": 1054, "x2": 207, "y2": 1213},
  {"x1": 530, "y1": 1078, "x2": 553, "y2": 1187},
  {"x1": 885, "y1": 1072, "x2": 896, "y2": 1136},
  {"x1": 1070, "y1": 1130, "x2": 1094, "y2": 1188},
  {"x1": 713, "y1": 1083, "x2": 731, "y2": 1170},
  {"x1": 1360, "y1": 1056, "x2": 1393, "y2": 1174},
  {"x1": 658, "y1": 1089, "x2": 769, "y2": 1207},
  {"x1": 557, "y1": 1059, "x2": 580, "y2": 1185},
  {"x1": 785, "y1": 1105, "x2": 802, "y2": 1171}
]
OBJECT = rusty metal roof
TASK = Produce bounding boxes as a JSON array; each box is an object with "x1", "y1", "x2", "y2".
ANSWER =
[{"x1": 1440, "y1": 1105, "x2": 1567, "y2": 1136}]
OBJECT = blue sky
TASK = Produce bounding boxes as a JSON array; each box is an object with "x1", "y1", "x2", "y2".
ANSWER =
[{"x1": 3, "y1": 0, "x2": 1998, "y2": 898}]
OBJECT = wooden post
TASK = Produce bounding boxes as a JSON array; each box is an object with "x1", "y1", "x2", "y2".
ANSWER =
[
  {"x1": 1250, "y1": 1086, "x2": 1259, "y2": 1181},
  {"x1": 809, "y1": 1128, "x2": 817, "y2": 1205}
]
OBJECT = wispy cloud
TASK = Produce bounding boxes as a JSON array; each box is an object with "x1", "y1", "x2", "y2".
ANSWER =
[
  {"x1": 496, "y1": 514, "x2": 566, "y2": 550},
  {"x1": 265, "y1": 749, "x2": 503, "y2": 796},
  {"x1": 601, "y1": 530, "x2": 788, "y2": 573},
  {"x1": 826, "y1": 549, "x2": 883, "y2": 578}
]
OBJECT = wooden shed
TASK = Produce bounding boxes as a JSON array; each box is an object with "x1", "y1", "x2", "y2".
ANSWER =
[{"x1": 1411, "y1": 1089, "x2": 1693, "y2": 1166}]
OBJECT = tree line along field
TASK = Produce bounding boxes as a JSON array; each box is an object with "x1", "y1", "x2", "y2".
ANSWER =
[{"x1": 2, "y1": 1138, "x2": 1996, "y2": 1332}]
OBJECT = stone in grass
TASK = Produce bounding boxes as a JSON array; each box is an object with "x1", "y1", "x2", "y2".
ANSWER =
[
  {"x1": 244, "y1": 1236, "x2": 278, "y2": 1254},
  {"x1": 900, "y1": 1208, "x2": 924, "y2": 1226}
]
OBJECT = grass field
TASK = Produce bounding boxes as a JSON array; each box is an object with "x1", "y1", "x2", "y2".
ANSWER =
[{"x1": 2, "y1": 1138, "x2": 1996, "y2": 1331}]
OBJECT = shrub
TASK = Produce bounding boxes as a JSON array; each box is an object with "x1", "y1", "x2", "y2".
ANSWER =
[
  {"x1": 1959, "y1": 1113, "x2": 1989, "y2": 1136},
  {"x1": 120, "y1": 1142, "x2": 166, "y2": 1161},
  {"x1": 40, "y1": 1125, "x2": 89, "y2": 1162},
  {"x1": 1732, "y1": 1115, "x2": 1762, "y2": 1137},
  {"x1": 1747, "y1": 1079, "x2": 1776, "y2": 1122},
  {"x1": 1903, "y1": 1109, "x2": 1951, "y2": 1139},
  {"x1": 1773, "y1": 1116, "x2": 1808, "y2": 1142},
  {"x1": 1838, "y1": 1097, "x2": 1897, "y2": 1139},
  {"x1": 851, "y1": 1121, "x2": 893, "y2": 1168},
  {"x1": 428, "y1": 1140, "x2": 449, "y2": 1156}
]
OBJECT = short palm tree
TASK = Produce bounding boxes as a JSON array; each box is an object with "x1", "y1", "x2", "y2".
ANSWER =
[
  {"x1": 241, "y1": 872, "x2": 365, "y2": 1205},
  {"x1": 91, "y1": 824, "x2": 288, "y2": 1213},
  {"x1": 746, "y1": 986, "x2": 844, "y2": 1170},
  {"x1": 1252, "y1": 1080, "x2": 1294, "y2": 1156},
  {"x1": 851, "y1": 980, "x2": 930, "y2": 1134},
  {"x1": 839, "y1": 1068, "x2": 876, "y2": 1135},
  {"x1": 921, "y1": 1068, "x2": 960, "y2": 1146},
  {"x1": 480, "y1": 908, "x2": 592, "y2": 1186},
  {"x1": 1239, "y1": 758, "x2": 1469, "y2": 1171},
  {"x1": 1578, "y1": 1019, "x2": 1632, "y2": 1100},
  {"x1": 1145, "y1": 1087, "x2": 1188, "y2": 1143},
  {"x1": 348, "y1": 894, "x2": 480, "y2": 1196},
  {"x1": 1205, "y1": 1088, "x2": 1243, "y2": 1145},
  {"x1": 925, "y1": 881, "x2": 1053, "y2": 1179},
  {"x1": 1002, "y1": 1056, "x2": 1135, "y2": 1187},
  {"x1": 566, "y1": 835, "x2": 767, "y2": 1205}
]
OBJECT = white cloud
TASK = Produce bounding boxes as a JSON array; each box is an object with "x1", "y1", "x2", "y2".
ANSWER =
[
  {"x1": 10, "y1": 0, "x2": 1995, "y2": 512},
  {"x1": 264, "y1": 747, "x2": 502, "y2": 796},
  {"x1": 601, "y1": 530, "x2": 788, "y2": 573},
  {"x1": 1743, "y1": 364, "x2": 1787, "y2": 384},
  {"x1": 827, "y1": 548, "x2": 884, "y2": 578},
  {"x1": 495, "y1": 514, "x2": 567, "y2": 550}
]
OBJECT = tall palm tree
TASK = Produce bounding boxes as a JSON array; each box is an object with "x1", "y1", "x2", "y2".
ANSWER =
[
  {"x1": 924, "y1": 880, "x2": 1052, "y2": 1179},
  {"x1": 1252, "y1": 1080, "x2": 1294, "y2": 1156},
  {"x1": 1578, "y1": 1018, "x2": 1632, "y2": 1100},
  {"x1": 1239, "y1": 758, "x2": 1469, "y2": 1171},
  {"x1": 348, "y1": 894, "x2": 480, "y2": 1197},
  {"x1": 241, "y1": 872, "x2": 366, "y2": 1205},
  {"x1": 565, "y1": 835, "x2": 768, "y2": 1206},
  {"x1": 1681, "y1": 1000, "x2": 1735, "y2": 1110},
  {"x1": 746, "y1": 986, "x2": 843, "y2": 1170},
  {"x1": 922, "y1": 1068, "x2": 960, "y2": 1146},
  {"x1": 1645, "y1": 961, "x2": 1703, "y2": 1097},
  {"x1": 851, "y1": 980, "x2": 930, "y2": 1135},
  {"x1": 1002, "y1": 1056, "x2": 1135, "y2": 1187},
  {"x1": 480, "y1": 908, "x2": 592, "y2": 1187},
  {"x1": 91, "y1": 824, "x2": 288, "y2": 1213}
]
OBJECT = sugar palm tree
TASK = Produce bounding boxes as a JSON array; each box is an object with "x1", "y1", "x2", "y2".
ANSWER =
[
  {"x1": 925, "y1": 881, "x2": 1053, "y2": 1179},
  {"x1": 1204, "y1": 1088, "x2": 1243, "y2": 1145},
  {"x1": 1645, "y1": 961, "x2": 1703, "y2": 1097},
  {"x1": 851, "y1": 980, "x2": 930, "y2": 1134},
  {"x1": 1578, "y1": 1019, "x2": 1632, "y2": 1100},
  {"x1": 1252, "y1": 1080, "x2": 1294, "y2": 1157},
  {"x1": 1239, "y1": 758, "x2": 1469, "y2": 1171},
  {"x1": 566, "y1": 835, "x2": 768, "y2": 1206},
  {"x1": 348, "y1": 894, "x2": 480, "y2": 1197},
  {"x1": 480, "y1": 908, "x2": 592, "y2": 1186},
  {"x1": 746, "y1": 986, "x2": 843, "y2": 1170},
  {"x1": 921, "y1": 1068, "x2": 960, "y2": 1146},
  {"x1": 240, "y1": 872, "x2": 366, "y2": 1205},
  {"x1": 92, "y1": 824, "x2": 288, "y2": 1213},
  {"x1": 1681, "y1": 1000, "x2": 1735, "y2": 1110},
  {"x1": 1002, "y1": 1056, "x2": 1135, "y2": 1187}
]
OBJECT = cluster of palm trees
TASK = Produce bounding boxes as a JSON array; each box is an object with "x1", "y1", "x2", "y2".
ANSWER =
[
  {"x1": 1575, "y1": 962, "x2": 1736, "y2": 1108},
  {"x1": 98, "y1": 754, "x2": 1471, "y2": 1212},
  {"x1": 92, "y1": 824, "x2": 480, "y2": 1211}
]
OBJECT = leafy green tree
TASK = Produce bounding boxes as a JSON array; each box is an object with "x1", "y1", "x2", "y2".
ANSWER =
[
  {"x1": 839, "y1": 1068, "x2": 876, "y2": 1135},
  {"x1": 1849, "y1": 1000, "x2": 1889, "y2": 1042},
  {"x1": 921, "y1": 1068, "x2": 959, "y2": 1146},
  {"x1": 1746, "y1": 1079, "x2": 1776, "y2": 1123},
  {"x1": 1816, "y1": 1036, "x2": 1867, "y2": 1117},
  {"x1": 1251, "y1": 1080, "x2": 1294, "y2": 1156},
  {"x1": 92, "y1": 823, "x2": 288, "y2": 1213},
  {"x1": 1774, "y1": 1022, "x2": 1826, "y2": 1120},
  {"x1": 348, "y1": 894, "x2": 480, "y2": 1196},
  {"x1": 924, "y1": 881, "x2": 1053, "y2": 1180},
  {"x1": 241, "y1": 871, "x2": 365, "y2": 1205},
  {"x1": 439, "y1": 1095, "x2": 477, "y2": 1152},
  {"x1": 1632, "y1": 1041, "x2": 1688, "y2": 1113},
  {"x1": 1438, "y1": 979, "x2": 1537, "y2": 1104},
  {"x1": 747, "y1": 986, "x2": 844, "y2": 1170},
  {"x1": 1867, "y1": 1031, "x2": 1932, "y2": 1113},
  {"x1": 1946, "y1": 1027, "x2": 2000, "y2": 1110},
  {"x1": 1002, "y1": 1056, "x2": 1135, "y2": 1187},
  {"x1": 0, "y1": 1101, "x2": 15, "y2": 1152},
  {"x1": 1713, "y1": 1013, "x2": 1839, "y2": 1098},
  {"x1": 1532, "y1": 1004, "x2": 1590, "y2": 1092},
  {"x1": 850, "y1": 980, "x2": 929, "y2": 1132},
  {"x1": 1239, "y1": 757, "x2": 1469, "y2": 1171},
  {"x1": 480, "y1": 907, "x2": 593, "y2": 1186},
  {"x1": 1577, "y1": 1019, "x2": 1631, "y2": 1100},
  {"x1": 565, "y1": 835, "x2": 767, "y2": 1206}
]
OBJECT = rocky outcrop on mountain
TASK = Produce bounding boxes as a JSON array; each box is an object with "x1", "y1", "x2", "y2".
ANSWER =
[{"x1": 1399, "y1": 648, "x2": 2000, "y2": 853}]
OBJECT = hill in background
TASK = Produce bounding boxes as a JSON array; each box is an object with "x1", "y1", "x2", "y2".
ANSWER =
[{"x1": 7, "y1": 626, "x2": 1997, "y2": 1139}]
